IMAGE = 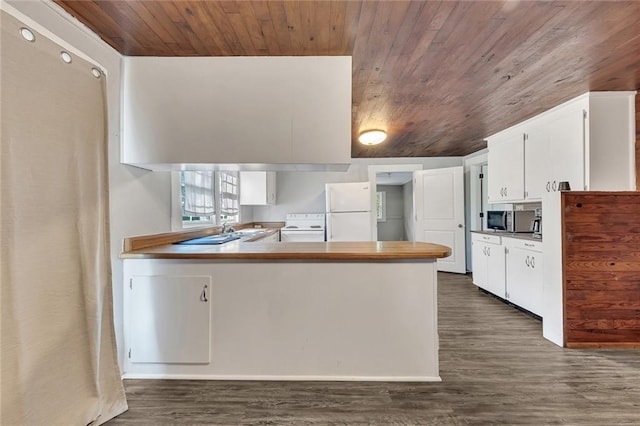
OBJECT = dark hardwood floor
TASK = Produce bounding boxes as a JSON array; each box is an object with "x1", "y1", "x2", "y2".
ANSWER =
[{"x1": 107, "y1": 273, "x2": 640, "y2": 425}]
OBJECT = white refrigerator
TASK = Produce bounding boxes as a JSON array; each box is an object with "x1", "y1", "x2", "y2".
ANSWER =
[{"x1": 325, "y1": 182, "x2": 374, "y2": 241}]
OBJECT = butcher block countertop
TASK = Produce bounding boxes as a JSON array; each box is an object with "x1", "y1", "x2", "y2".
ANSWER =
[{"x1": 122, "y1": 236, "x2": 450, "y2": 262}]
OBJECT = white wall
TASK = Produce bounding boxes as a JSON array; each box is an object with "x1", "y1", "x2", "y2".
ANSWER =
[
  {"x1": 252, "y1": 157, "x2": 463, "y2": 221},
  {"x1": 376, "y1": 185, "x2": 405, "y2": 241},
  {"x1": 5, "y1": 0, "x2": 173, "y2": 370}
]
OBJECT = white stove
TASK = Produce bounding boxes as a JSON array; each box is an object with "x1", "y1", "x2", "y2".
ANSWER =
[{"x1": 280, "y1": 213, "x2": 325, "y2": 242}]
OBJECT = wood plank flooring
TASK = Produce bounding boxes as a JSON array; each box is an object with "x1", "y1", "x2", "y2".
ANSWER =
[{"x1": 106, "y1": 273, "x2": 640, "y2": 425}]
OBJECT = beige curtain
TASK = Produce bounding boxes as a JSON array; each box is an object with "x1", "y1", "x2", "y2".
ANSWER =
[{"x1": 1, "y1": 11, "x2": 127, "y2": 425}]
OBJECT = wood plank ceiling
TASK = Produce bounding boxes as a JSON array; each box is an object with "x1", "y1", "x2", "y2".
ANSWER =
[{"x1": 54, "y1": 0, "x2": 640, "y2": 158}]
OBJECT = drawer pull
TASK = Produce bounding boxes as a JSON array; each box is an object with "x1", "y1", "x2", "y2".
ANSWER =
[{"x1": 524, "y1": 243, "x2": 534, "y2": 247}]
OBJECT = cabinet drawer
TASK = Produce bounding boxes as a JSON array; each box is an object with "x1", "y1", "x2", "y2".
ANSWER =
[
  {"x1": 472, "y1": 233, "x2": 501, "y2": 245},
  {"x1": 503, "y1": 237, "x2": 542, "y2": 252}
]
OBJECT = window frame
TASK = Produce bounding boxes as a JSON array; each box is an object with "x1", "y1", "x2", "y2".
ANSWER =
[{"x1": 171, "y1": 171, "x2": 242, "y2": 231}]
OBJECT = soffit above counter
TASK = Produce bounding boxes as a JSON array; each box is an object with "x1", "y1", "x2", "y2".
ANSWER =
[
  {"x1": 121, "y1": 56, "x2": 352, "y2": 172},
  {"x1": 128, "y1": 162, "x2": 351, "y2": 173}
]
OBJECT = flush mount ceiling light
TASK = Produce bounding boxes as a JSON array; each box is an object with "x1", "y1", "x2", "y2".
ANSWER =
[
  {"x1": 19, "y1": 27, "x2": 35, "y2": 42},
  {"x1": 60, "y1": 51, "x2": 72, "y2": 63},
  {"x1": 358, "y1": 130, "x2": 387, "y2": 145}
]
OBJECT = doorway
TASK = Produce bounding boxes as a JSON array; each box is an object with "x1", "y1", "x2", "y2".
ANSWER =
[
  {"x1": 367, "y1": 164, "x2": 423, "y2": 241},
  {"x1": 375, "y1": 172, "x2": 413, "y2": 241}
]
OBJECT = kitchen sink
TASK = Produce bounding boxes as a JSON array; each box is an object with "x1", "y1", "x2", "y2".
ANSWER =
[
  {"x1": 233, "y1": 229, "x2": 264, "y2": 236},
  {"x1": 175, "y1": 234, "x2": 241, "y2": 245}
]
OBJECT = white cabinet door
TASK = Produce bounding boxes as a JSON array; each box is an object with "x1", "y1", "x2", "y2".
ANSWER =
[
  {"x1": 548, "y1": 107, "x2": 585, "y2": 192},
  {"x1": 524, "y1": 126, "x2": 550, "y2": 201},
  {"x1": 471, "y1": 240, "x2": 488, "y2": 288},
  {"x1": 130, "y1": 275, "x2": 211, "y2": 364},
  {"x1": 485, "y1": 243, "x2": 506, "y2": 298},
  {"x1": 487, "y1": 132, "x2": 525, "y2": 203},
  {"x1": 471, "y1": 234, "x2": 504, "y2": 296},
  {"x1": 240, "y1": 171, "x2": 276, "y2": 205},
  {"x1": 505, "y1": 241, "x2": 543, "y2": 317}
]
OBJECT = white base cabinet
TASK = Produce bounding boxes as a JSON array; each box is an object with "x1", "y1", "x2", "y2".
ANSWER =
[
  {"x1": 128, "y1": 275, "x2": 211, "y2": 364},
  {"x1": 472, "y1": 233, "x2": 544, "y2": 318},
  {"x1": 504, "y1": 238, "x2": 543, "y2": 317},
  {"x1": 471, "y1": 233, "x2": 505, "y2": 297},
  {"x1": 123, "y1": 259, "x2": 440, "y2": 381}
]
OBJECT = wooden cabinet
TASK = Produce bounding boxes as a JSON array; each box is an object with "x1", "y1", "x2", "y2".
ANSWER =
[
  {"x1": 504, "y1": 238, "x2": 543, "y2": 316},
  {"x1": 471, "y1": 233, "x2": 505, "y2": 297},
  {"x1": 128, "y1": 275, "x2": 211, "y2": 364},
  {"x1": 487, "y1": 130, "x2": 525, "y2": 203},
  {"x1": 240, "y1": 171, "x2": 276, "y2": 205}
]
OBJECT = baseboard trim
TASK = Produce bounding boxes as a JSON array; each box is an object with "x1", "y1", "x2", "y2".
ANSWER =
[{"x1": 122, "y1": 373, "x2": 442, "y2": 382}]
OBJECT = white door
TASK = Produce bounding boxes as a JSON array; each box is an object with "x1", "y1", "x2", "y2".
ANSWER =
[
  {"x1": 326, "y1": 182, "x2": 371, "y2": 212},
  {"x1": 327, "y1": 212, "x2": 373, "y2": 241},
  {"x1": 413, "y1": 166, "x2": 466, "y2": 273}
]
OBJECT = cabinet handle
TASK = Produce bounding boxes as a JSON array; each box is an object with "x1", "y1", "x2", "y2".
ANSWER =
[
  {"x1": 483, "y1": 246, "x2": 486, "y2": 255},
  {"x1": 546, "y1": 181, "x2": 550, "y2": 192},
  {"x1": 200, "y1": 285, "x2": 208, "y2": 302},
  {"x1": 552, "y1": 180, "x2": 557, "y2": 191},
  {"x1": 487, "y1": 247, "x2": 491, "y2": 256},
  {"x1": 531, "y1": 257, "x2": 535, "y2": 268},
  {"x1": 524, "y1": 243, "x2": 534, "y2": 247},
  {"x1": 525, "y1": 255, "x2": 530, "y2": 267}
]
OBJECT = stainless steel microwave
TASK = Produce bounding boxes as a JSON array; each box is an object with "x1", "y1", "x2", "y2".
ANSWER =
[{"x1": 486, "y1": 210, "x2": 535, "y2": 233}]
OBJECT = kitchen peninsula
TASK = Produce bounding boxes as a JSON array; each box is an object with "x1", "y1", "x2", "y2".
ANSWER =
[{"x1": 121, "y1": 228, "x2": 450, "y2": 382}]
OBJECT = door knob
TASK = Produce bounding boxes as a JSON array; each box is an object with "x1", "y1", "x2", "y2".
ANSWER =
[{"x1": 458, "y1": 224, "x2": 463, "y2": 228}]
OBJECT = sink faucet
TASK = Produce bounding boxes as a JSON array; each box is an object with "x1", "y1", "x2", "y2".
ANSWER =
[{"x1": 221, "y1": 222, "x2": 235, "y2": 234}]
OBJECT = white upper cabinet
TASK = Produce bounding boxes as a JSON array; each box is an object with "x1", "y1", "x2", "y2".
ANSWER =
[
  {"x1": 523, "y1": 125, "x2": 550, "y2": 200},
  {"x1": 487, "y1": 129, "x2": 525, "y2": 203},
  {"x1": 240, "y1": 171, "x2": 276, "y2": 205},
  {"x1": 122, "y1": 56, "x2": 351, "y2": 171},
  {"x1": 489, "y1": 91, "x2": 636, "y2": 203},
  {"x1": 525, "y1": 104, "x2": 585, "y2": 200}
]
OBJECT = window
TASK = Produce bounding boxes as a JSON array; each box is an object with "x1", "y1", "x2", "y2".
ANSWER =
[
  {"x1": 376, "y1": 191, "x2": 386, "y2": 222},
  {"x1": 181, "y1": 171, "x2": 215, "y2": 225},
  {"x1": 172, "y1": 171, "x2": 241, "y2": 230},
  {"x1": 218, "y1": 171, "x2": 239, "y2": 224}
]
